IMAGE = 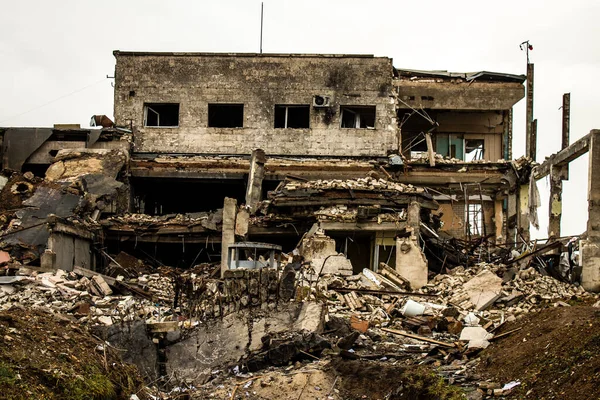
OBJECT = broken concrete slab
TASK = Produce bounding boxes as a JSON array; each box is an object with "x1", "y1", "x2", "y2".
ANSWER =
[
  {"x1": 165, "y1": 302, "x2": 325, "y2": 385},
  {"x1": 460, "y1": 326, "x2": 494, "y2": 341},
  {"x1": 45, "y1": 149, "x2": 128, "y2": 182},
  {"x1": 311, "y1": 255, "x2": 353, "y2": 277},
  {"x1": 463, "y1": 269, "x2": 503, "y2": 311},
  {"x1": 396, "y1": 237, "x2": 428, "y2": 290},
  {"x1": 299, "y1": 233, "x2": 337, "y2": 261}
]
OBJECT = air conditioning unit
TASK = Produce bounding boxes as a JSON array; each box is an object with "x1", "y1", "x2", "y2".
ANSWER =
[{"x1": 312, "y1": 95, "x2": 331, "y2": 108}]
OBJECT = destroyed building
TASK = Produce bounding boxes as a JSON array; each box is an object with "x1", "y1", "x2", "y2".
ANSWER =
[
  {"x1": 1, "y1": 50, "x2": 600, "y2": 398},
  {"x1": 103, "y1": 52, "x2": 524, "y2": 285}
]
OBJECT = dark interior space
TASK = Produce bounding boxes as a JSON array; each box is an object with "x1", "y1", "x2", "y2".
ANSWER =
[
  {"x1": 132, "y1": 178, "x2": 246, "y2": 215},
  {"x1": 262, "y1": 179, "x2": 282, "y2": 199},
  {"x1": 465, "y1": 139, "x2": 485, "y2": 161},
  {"x1": 329, "y1": 232, "x2": 372, "y2": 273},
  {"x1": 104, "y1": 239, "x2": 222, "y2": 269},
  {"x1": 246, "y1": 234, "x2": 302, "y2": 254},
  {"x1": 144, "y1": 103, "x2": 180, "y2": 127},
  {"x1": 208, "y1": 104, "x2": 244, "y2": 128},
  {"x1": 274, "y1": 105, "x2": 310, "y2": 128},
  {"x1": 21, "y1": 163, "x2": 50, "y2": 178},
  {"x1": 398, "y1": 108, "x2": 437, "y2": 158},
  {"x1": 340, "y1": 106, "x2": 376, "y2": 129}
]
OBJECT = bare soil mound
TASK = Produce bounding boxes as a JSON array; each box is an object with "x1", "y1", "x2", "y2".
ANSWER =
[
  {"x1": 0, "y1": 306, "x2": 146, "y2": 400},
  {"x1": 479, "y1": 305, "x2": 600, "y2": 399}
]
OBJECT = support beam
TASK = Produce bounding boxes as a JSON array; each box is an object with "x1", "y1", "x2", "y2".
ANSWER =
[
  {"x1": 507, "y1": 192, "x2": 517, "y2": 243},
  {"x1": 425, "y1": 133, "x2": 435, "y2": 167},
  {"x1": 518, "y1": 185, "x2": 530, "y2": 242},
  {"x1": 220, "y1": 197, "x2": 237, "y2": 278},
  {"x1": 582, "y1": 130, "x2": 600, "y2": 291},
  {"x1": 534, "y1": 132, "x2": 591, "y2": 179},
  {"x1": 396, "y1": 201, "x2": 428, "y2": 289},
  {"x1": 531, "y1": 119, "x2": 537, "y2": 162},
  {"x1": 561, "y1": 93, "x2": 571, "y2": 179},
  {"x1": 494, "y1": 199, "x2": 503, "y2": 243},
  {"x1": 548, "y1": 165, "x2": 565, "y2": 239},
  {"x1": 562, "y1": 93, "x2": 571, "y2": 150},
  {"x1": 525, "y1": 63, "x2": 534, "y2": 159},
  {"x1": 245, "y1": 149, "x2": 266, "y2": 213}
]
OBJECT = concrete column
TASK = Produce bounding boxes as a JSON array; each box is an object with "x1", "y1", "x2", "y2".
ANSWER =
[
  {"x1": 517, "y1": 185, "x2": 530, "y2": 242},
  {"x1": 221, "y1": 197, "x2": 237, "y2": 278},
  {"x1": 548, "y1": 165, "x2": 566, "y2": 239},
  {"x1": 406, "y1": 201, "x2": 420, "y2": 236},
  {"x1": 582, "y1": 130, "x2": 600, "y2": 291},
  {"x1": 494, "y1": 199, "x2": 504, "y2": 243},
  {"x1": 245, "y1": 149, "x2": 266, "y2": 214},
  {"x1": 525, "y1": 63, "x2": 534, "y2": 159},
  {"x1": 396, "y1": 201, "x2": 428, "y2": 289},
  {"x1": 507, "y1": 192, "x2": 517, "y2": 244}
]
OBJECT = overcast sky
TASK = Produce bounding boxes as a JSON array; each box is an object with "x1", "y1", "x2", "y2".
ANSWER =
[{"x1": 1, "y1": 0, "x2": 599, "y2": 237}]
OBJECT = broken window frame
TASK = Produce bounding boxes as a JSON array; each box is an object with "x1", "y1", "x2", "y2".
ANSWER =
[
  {"x1": 464, "y1": 139, "x2": 485, "y2": 161},
  {"x1": 208, "y1": 103, "x2": 245, "y2": 128},
  {"x1": 340, "y1": 106, "x2": 376, "y2": 129},
  {"x1": 143, "y1": 103, "x2": 180, "y2": 128},
  {"x1": 465, "y1": 203, "x2": 483, "y2": 237},
  {"x1": 274, "y1": 105, "x2": 310, "y2": 129}
]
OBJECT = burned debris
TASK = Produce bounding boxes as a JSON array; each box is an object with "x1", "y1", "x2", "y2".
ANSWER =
[{"x1": 0, "y1": 51, "x2": 599, "y2": 399}]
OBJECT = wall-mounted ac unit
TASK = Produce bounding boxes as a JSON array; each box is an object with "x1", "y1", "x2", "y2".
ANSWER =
[{"x1": 312, "y1": 95, "x2": 331, "y2": 108}]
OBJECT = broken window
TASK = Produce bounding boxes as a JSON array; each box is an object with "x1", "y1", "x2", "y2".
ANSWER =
[
  {"x1": 464, "y1": 139, "x2": 485, "y2": 161},
  {"x1": 208, "y1": 104, "x2": 244, "y2": 128},
  {"x1": 274, "y1": 105, "x2": 310, "y2": 128},
  {"x1": 144, "y1": 103, "x2": 179, "y2": 127},
  {"x1": 465, "y1": 203, "x2": 483, "y2": 236},
  {"x1": 340, "y1": 106, "x2": 376, "y2": 129}
]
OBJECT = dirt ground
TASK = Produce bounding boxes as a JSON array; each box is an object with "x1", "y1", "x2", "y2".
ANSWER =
[
  {"x1": 479, "y1": 305, "x2": 600, "y2": 399},
  {"x1": 0, "y1": 306, "x2": 146, "y2": 400},
  {"x1": 194, "y1": 358, "x2": 462, "y2": 400}
]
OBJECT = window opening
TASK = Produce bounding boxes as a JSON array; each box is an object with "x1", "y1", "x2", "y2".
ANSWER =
[
  {"x1": 340, "y1": 106, "x2": 376, "y2": 129},
  {"x1": 466, "y1": 203, "x2": 483, "y2": 236},
  {"x1": 274, "y1": 105, "x2": 310, "y2": 128},
  {"x1": 208, "y1": 104, "x2": 244, "y2": 128},
  {"x1": 464, "y1": 139, "x2": 485, "y2": 161},
  {"x1": 144, "y1": 103, "x2": 179, "y2": 127}
]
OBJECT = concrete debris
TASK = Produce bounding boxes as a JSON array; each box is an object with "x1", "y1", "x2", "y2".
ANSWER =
[{"x1": 280, "y1": 177, "x2": 424, "y2": 194}]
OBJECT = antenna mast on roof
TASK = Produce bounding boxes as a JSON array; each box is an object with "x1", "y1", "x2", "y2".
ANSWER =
[{"x1": 260, "y1": 2, "x2": 264, "y2": 54}]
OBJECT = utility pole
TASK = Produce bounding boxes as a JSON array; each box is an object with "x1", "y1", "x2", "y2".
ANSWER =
[{"x1": 520, "y1": 41, "x2": 535, "y2": 160}]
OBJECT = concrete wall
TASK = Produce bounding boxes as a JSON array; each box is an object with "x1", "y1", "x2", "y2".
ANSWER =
[
  {"x1": 114, "y1": 52, "x2": 397, "y2": 156},
  {"x1": 395, "y1": 80, "x2": 524, "y2": 110}
]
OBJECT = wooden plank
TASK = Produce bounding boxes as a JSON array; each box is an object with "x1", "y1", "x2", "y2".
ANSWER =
[
  {"x1": 332, "y1": 287, "x2": 438, "y2": 298},
  {"x1": 381, "y1": 328, "x2": 456, "y2": 348},
  {"x1": 489, "y1": 327, "x2": 522, "y2": 341},
  {"x1": 73, "y1": 266, "x2": 116, "y2": 286}
]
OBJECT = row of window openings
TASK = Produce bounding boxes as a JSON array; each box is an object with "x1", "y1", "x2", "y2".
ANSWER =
[
  {"x1": 410, "y1": 135, "x2": 485, "y2": 162},
  {"x1": 143, "y1": 103, "x2": 376, "y2": 129}
]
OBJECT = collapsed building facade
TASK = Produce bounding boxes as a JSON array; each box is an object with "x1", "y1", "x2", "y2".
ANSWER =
[
  {"x1": 1, "y1": 50, "x2": 600, "y2": 396},
  {"x1": 2, "y1": 51, "x2": 598, "y2": 289}
]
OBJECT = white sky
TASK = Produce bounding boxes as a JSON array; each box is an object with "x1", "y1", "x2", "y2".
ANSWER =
[{"x1": 1, "y1": 0, "x2": 599, "y2": 238}]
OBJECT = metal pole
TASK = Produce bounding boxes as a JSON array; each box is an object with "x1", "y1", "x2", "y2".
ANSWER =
[
  {"x1": 526, "y1": 63, "x2": 534, "y2": 158},
  {"x1": 260, "y1": 2, "x2": 264, "y2": 54},
  {"x1": 562, "y1": 93, "x2": 570, "y2": 150}
]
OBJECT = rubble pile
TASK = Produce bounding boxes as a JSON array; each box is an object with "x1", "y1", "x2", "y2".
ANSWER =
[
  {"x1": 421, "y1": 263, "x2": 590, "y2": 317},
  {"x1": 0, "y1": 267, "x2": 176, "y2": 327},
  {"x1": 280, "y1": 177, "x2": 424, "y2": 193},
  {"x1": 314, "y1": 205, "x2": 407, "y2": 223},
  {"x1": 103, "y1": 210, "x2": 223, "y2": 231}
]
